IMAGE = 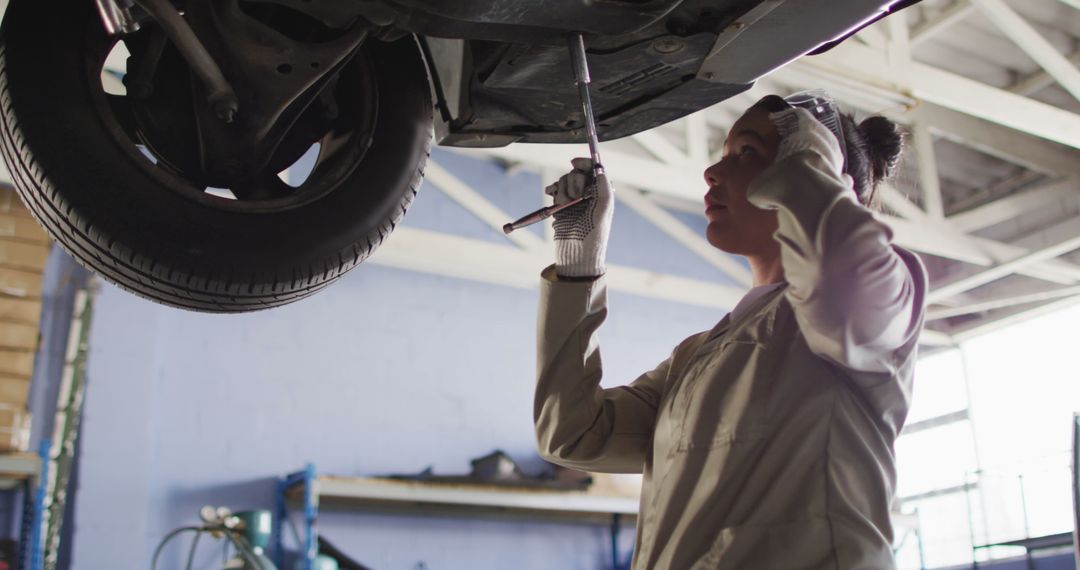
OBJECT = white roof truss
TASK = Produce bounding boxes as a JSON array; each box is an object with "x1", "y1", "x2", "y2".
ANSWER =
[{"x1": 971, "y1": 0, "x2": 1080, "y2": 102}]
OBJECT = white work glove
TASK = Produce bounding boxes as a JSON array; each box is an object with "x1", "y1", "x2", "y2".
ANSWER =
[
  {"x1": 544, "y1": 157, "x2": 614, "y2": 278},
  {"x1": 768, "y1": 107, "x2": 854, "y2": 191}
]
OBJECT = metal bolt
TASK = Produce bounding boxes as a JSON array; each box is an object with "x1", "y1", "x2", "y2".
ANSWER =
[
  {"x1": 213, "y1": 101, "x2": 238, "y2": 124},
  {"x1": 651, "y1": 36, "x2": 686, "y2": 55}
]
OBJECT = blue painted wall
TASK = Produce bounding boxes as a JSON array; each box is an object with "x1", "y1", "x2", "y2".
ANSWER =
[{"x1": 65, "y1": 148, "x2": 736, "y2": 569}]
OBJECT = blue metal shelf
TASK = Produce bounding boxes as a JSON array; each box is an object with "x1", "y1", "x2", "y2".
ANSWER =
[{"x1": 274, "y1": 463, "x2": 639, "y2": 570}]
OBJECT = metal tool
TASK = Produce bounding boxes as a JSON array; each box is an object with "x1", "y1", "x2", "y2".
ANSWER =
[{"x1": 503, "y1": 33, "x2": 605, "y2": 235}]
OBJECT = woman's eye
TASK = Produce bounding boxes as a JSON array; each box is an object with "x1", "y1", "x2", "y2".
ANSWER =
[{"x1": 739, "y1": 145, "x2": 757, "y2": 157}]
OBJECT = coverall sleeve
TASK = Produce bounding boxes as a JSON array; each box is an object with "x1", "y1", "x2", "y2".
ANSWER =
[
  {"x1": 746, "y1": 150, "x2": 927, "y2": 375},
  {"x1": 534, "y1": 266, "x2": 678, "y2": 474}
]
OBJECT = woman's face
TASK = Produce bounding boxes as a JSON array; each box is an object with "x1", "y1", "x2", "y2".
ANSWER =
[{"x1": 702, "y1": 105, "x2": 782, "y2": 255}]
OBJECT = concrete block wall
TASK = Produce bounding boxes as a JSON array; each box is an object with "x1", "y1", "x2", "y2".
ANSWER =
[{"x1": 65, "y1": 149, "x2": 736, "y2": 569}]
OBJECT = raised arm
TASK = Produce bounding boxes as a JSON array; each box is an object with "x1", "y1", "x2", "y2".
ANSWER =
[
  {"x1": 746, "y1": 116, "x2": 927, "y2": 375},
  {"x1": 534, "y1": 267, "x2": 688, "y2": 473}
]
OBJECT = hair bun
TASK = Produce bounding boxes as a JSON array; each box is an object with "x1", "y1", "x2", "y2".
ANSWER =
[{"x1": 857, "y1": 116, "x2": 904, "y2": 183}]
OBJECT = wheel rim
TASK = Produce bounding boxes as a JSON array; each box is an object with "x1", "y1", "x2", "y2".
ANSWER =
[{"x1": 86, "y1": 16, "x2": 380, "y2": 214}]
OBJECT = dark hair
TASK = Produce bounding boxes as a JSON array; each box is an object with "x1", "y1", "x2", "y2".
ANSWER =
[
  {"x1": 750, "y1": 95, "x2": 905, "y2": 209},
  {"x1": 840, "y1": 114, "x2": 905, "y2": 209}
]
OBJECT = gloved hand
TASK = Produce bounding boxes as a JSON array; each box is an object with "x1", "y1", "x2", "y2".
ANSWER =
[
  {"x1": 545, "y1": 157, "x2": 614, "y2": 278},
  {"x1": 768, "y1": 107, "x2": 854, "y2": 190}
]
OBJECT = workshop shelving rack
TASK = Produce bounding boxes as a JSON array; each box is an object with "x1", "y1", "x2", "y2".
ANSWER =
[
  {"x1": 0, "y1": 444, "x2": 48, "y2": 570},
  {"x1": 274, "y1": 463, "x2": 639, "y2": 570}
]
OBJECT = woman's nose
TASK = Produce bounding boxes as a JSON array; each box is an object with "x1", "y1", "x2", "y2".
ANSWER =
[{"x1": 704, "y1": 160, "x2": 724, "y2": 188}]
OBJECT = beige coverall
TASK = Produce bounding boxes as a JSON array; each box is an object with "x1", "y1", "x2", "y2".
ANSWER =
[{"x1": 534, "y1": 150, "x2": 928, "y2": 569}]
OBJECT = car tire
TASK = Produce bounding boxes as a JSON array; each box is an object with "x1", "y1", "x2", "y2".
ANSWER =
[{"x1": 0, "y1": 0, "x2": 433, "y2": 312}]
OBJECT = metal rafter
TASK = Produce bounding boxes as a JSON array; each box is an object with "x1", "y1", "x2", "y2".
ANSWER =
[
  {"x1": 797, "y1": 40, "x2": 1080, "y2": 149},
  {"x1": 367, "y1": 226, "x2": 747, "y2": 309},
  {"x1": 971, "y1": 0, "x2": 1080, "y2": 102},
  {"x1": 910, "y1": 1, "x2": 975, "y2": 47},
  {"x1": 947, "y1": 179, "x2": 1078, "y2": 232},
  {"x1": 928, "y1": 229, "x2": 1080, "y2": 302},
  {"x1": 927, "y1": 283, "x2": 1080, "y2": 319},
  {"x1": 425, "y1": 161, "x2": 546, "y2": 253},
  {"x1": 1009, "y1": 50, "x2": 1080, "y2": 95},
  {"x1": 617, "y1": 188, "x2": 754, "y2": 287},
  {"x1": 911, "y1": 122, "x2": 946, "y2": 218}
]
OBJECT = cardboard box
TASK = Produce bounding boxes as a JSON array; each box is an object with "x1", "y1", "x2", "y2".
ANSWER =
[
  {"x1": 0, "y1": 239, "x2": 49, "y2": 272},
  {"x1": 0, "y1": 375, "x2": 30, "y2": 406},
  {"x1": 0, "y1": 403, "x2": 30, "y2": 453},
  {"x1": 0, "y1": 214, "x2": 48, "y2": 245},
  {"x1": 0, "y1": 297, "x2": 42, "y2": 324},
  {"x1": 0, "y1": 349, "x2": 34, "y2": 377},
  {"x1": 0, "y1": 267, "x2": 43, "y2": 299},
  {"x1": 0, "y1": 187, "x2": 32, "y2": 217},
  {"x1": 0, "y1": 321, "x2": 38, "y2": 351}
]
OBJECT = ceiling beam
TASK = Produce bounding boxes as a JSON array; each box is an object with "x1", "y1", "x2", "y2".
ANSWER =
[
  {"x1": 928, "y1": 223, "x2": 1080, "y2": 302},
  {"x1": 425, "y1": 161, "x2": 547, "y2": 253},
  {"x1": 855, "y1": 25, "x2": 888, "y2": 51},
  {"x1": 778, "y1": 61, "x2": 1080, "y2": 180},
  {"x1": 1009, "y1": 50, "x2": 1080, "y2": 96},
  {"x1": 685, "y1": 112, "x2": 710, "y2": 165},
  {"x1": 878, "y1": 190, "x2": 1080, "y2": 285},
  {"x1": 949, "y1": 292, "x2": 1080, "y2": 342},
  {"x1": 879, "y1": 185, "x2": 929, "y2": 220},
  {"x1": 798, "y1": 40, "x2": 1080, "y2": 149},
  {"x1": 927, "y1": 283, "x2": 1080, "y2": 320},
  {"x1": 617, "y1": 188, "x2": 753, "y2": 287},
  {"x1": 631, "y1": 131, "x2": 690, "y2": 166},
  {"x1": 367, "y1": 226, "x2": 746, "y2": 309},
  {"x1": 886, "y1": 9, "x2": 913, "y2": 79},
  {"x1": 456, "y1": 145, "x2": 1080, "y2": 284},
  {"x1": 910, "y1": 1, "x2": 974, "y2": 48},
  {"x1": 971, "y1": 0, "x2": 1080, "y2": 102},
  {"x1": 920, "y1": 329, "x2": 955, "y2": 347},
  {"x1": 947, "y1": 179, "x2": 1079, "y2": 233},
  {"x1": 909, "y1": 104, "x2": 1080, "y2": 179},
  {"x1": 453, "y1": 145, "x2": 703, "y2": 202},
  {"x1": 911, "y1": 122, "x2": 945, "y2": 218}
]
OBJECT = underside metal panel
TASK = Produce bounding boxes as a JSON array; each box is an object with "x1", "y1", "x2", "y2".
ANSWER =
[{"x1": 420, "y1": 0, "x2": 897, "y2": 147}]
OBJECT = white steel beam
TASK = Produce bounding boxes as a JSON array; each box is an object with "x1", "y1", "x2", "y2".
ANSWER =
[
  {"x1": 454, "y1": 145, "x2": 1080, "y2": 284},
  {"x1": 617, "y1": 188, "x2": 754, "y2": 287},
  {"x1": 928, "y1": 228, "x2": 1080, "y2": 303},
  {"x1": 911, "y1": 122, "x2": 945, "y2": 218},
  {"x1": 797, "y1": 40, "x2": 1080, "y2": 149},
  {"x1": 452, "y1": 145, "x2": 704, "y2": 202},
  {"x1": 971, "y1": 0, "x2": 1080, "y2": 102},
  {"x1": 920, "y1": 329, "x2": 955, "y2": 347},
  {"x1": 949, "y1": 293, "x2": 1080, "y2": 342},
  {"x1": 632, "y1": 131, "x2": 689, "y2": 166},
  {"x1": 878, "y1": 190, "x2": 1080, "y2": 285},
  {"x1": 685, "y1": 112, "x2": 710, "y2": 166},
  {"x1": 367, "y1": 226, "x2": 746, "y2": 309},
  {"x1": 370, "y1": 223, "x2": 956, "y2": 347},
  {"x1": 879, "y1": 185, "x2": 929, "y2": 220},
  {"x1": 910, "y1": 1, "x2": 974, "y2": 47},
  {"x1": 947, "y1": 179, "x2": 1078, "y2": 233},
  {"x1": 1010, "y1": 50, "x2": 1080, "y2": 96},
  {"x1": 775, "y1": 65, "x2": 1080, "y2": 181},
  {"x1": 909, "y1": 104, "x2": 1080, "y2": 179},
  {"x1": 886, "y1": 9, "x2": 913, "y2": 81},
  {"x1": 424, "y1": 161, "x2": 546, "y2": 253},
  {"x1": 855, "y1": 25, "x2": 888, "y2": 51},
  {"x1": 927, "y1": 284, "x2": 1080, "y2": 320}
]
